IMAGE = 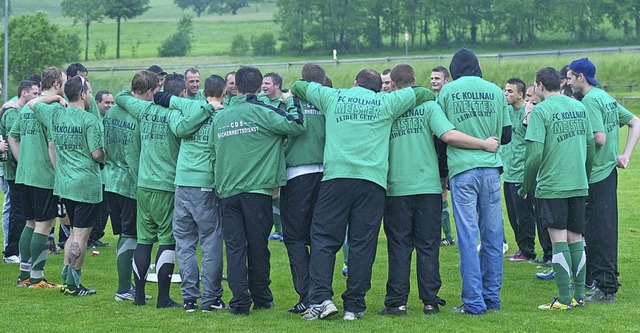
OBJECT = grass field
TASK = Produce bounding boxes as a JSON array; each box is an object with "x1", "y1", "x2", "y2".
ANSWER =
[{"x1": 1, "y1": 128, "x2": 640, "y2": 332}]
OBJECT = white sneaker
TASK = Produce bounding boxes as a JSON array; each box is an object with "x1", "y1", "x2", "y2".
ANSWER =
[
  {"x1": 303, "y1": 299, "x2": 338, "y2": 320},
  {"x1": 343, "y1": 311, "x2": 364, "y2": 320},
  {"x1": 503, "y1": 242, "x2": 509, "y2": 254},
  {"x1": 3, "y1": 255, "x2": 20, "y2": 264}
]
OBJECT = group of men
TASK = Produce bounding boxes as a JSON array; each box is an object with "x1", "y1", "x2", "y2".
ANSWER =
[{"x1": 0, "y1": 49, "x2": 635, "y2": 318}]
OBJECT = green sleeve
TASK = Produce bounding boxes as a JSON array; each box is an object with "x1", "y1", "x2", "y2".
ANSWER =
[
  {"x1": 618, "y1": 104, "x2": 634, "y2": 126},
  {"x1": 412, "y1": 86, "x2": 436, "y2": 106},
  {"x1": 9, "y1": 116, "x2": 20, "y2": 140},
  {"x1": 290, "y1": 81, "x2": 311, "y2": 102},
  {"x1": 267, "y1": 96, "x2": 305, "y2": 136},
  {"x1": 520, "y1": 141, "x2": 543, "y2": 197},
  {"x1": 87, "y1": 116, "x2": 104, "y2": 152},
  {"x1": 585, "y1": 136, "x2": 595, "y2": 182},
  {"x1": 169, "y1": 96, "x2": 206, "y2": 115},
  {"x1": 168, "y1": 104, "x2": 213, "y2": 138},
  {"x1": 115, "y1": 90, "x2": 144, "y2": 119},
  {"x1": 32, "y1": 102, "x2": 58, "y2": 131}
]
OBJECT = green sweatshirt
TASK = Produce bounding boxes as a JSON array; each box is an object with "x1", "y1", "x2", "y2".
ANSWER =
[
  {"x1": 501, "y1": 105, "x2": 527, "y2": 183},
  {"x1": 211, "y1": 94, "x2": 305, "y2": 198},
  {"x1": 103, "y1": 104, "x2": 141, "y2": 200},
  {"x1": 0, "y1": 107, "x2": 21, "y2": 180}
]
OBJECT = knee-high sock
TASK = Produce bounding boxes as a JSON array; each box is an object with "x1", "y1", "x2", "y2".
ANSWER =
[
  {"x1": 569, "y1": 241, "x2": 586, "y2": 300},
  {"x1": 155, "y1": 245, "x2": 176, "y2": 306},
  {"x1": 18, "y1": 227, "x2": 34, "y2": 280},
  {"x1": 116, "y1": 236, "x2": 137, "y2": 294},
  {"x1": 30, "y1": 233, "x2": 50, "y2": 283},
  {"x1": 132, "y1": 243, "x2": 152, "y2": 305},
  {"x1": 552, "y1": 242, "x2": 572, "y2": 305}
]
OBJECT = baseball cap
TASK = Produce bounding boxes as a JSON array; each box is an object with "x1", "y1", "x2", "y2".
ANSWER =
[
  {"x1": 568, "y1": 58, "x2": 600, "y2": 86},
  {"x1": 147, "y1": 65, "x2": 167, "y2": 76},
  {"x1": 559, "y1": 65, "x2": 569, "y2": 79}
]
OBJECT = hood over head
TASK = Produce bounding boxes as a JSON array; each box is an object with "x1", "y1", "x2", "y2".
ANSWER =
[{"x1": 449, "y1": 48, "x2": 482, "y2": 80}]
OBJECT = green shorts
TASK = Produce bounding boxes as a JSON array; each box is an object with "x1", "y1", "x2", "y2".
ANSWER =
[{"x1": 136, "y1": 188, "x2": 175, "y2": 245}]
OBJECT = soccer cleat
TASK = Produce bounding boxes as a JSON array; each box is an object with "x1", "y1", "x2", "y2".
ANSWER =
[
  {"x1": 535, "y1": 267, "x2": 555, "y2": 280},
  {"x1": 3, "y1": 255, "x2": 20, "y2": 264},
  {"x1": 29, "y1": 279, "x2": 62, "y2": 289},
  {"x1": 184, "y1": 300, "x2": 197, "y2": 312},
  {"x1": 64, "y1": 284, "x2": 97, "y2": 296},
  {"x1": 202, "y1": 299, "x2": 226, "y2": 312},
  {"x1": 423, "y1": 304, "x2": 440, "y2": 315},
  {"x1": 440, "y1": 238, "x2": 455, "y2": 246},
  {"x1": 16, "y1": 278, "x2": 30, "y2": 287},
  {"x1": 585, "y1": 288, "x2": 617, "y2": 303},
  {"x1": 342, "y1": 265, "x2": 348, "y2": 277},
  {"x1": 115, "y1": 287, "x2": 153, "y2": 301},
  {"x1": 268, "y1": 233, "x2": 283, "y2": 241},
  {"x1": 571, "y1": 298, "x2": 585, "y2": 308},
  {"x1": 507, "y1": 251, "x2": 531, "y2": 262},
  {"x1": 343, "y1": 311, "x2": 364, "y2": 320},
  {"x1": 288, "y1": 302, "x2": 309, "y2": 314},
  {"x1": 378, "y1": 305, "x2": 407, "y2": 316},
  {"x1": 303, "y1": 300, "x2": 339, "y2": 320},
  {"x1": 538, "y1": 297, "x2": 572, "y2": 310}
]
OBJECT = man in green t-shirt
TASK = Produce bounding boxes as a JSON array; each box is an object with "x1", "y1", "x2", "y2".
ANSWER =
[
  {"x1": 521, "y1": 67, "x2": 594, "y2": 310},
  {"x1": 185, "y1": 67, "x2": 205, "y2": 100},
  {"x1": 379, "y1": 63, "x2": 498, "y2": 316},
  {"x1": 223, "y1": 71, "x2": 238, "y2": 106},
  {"x1": 289, "y1": 68, "x2": 434, "y2": 321},
  {"x1": 8, "y1": 67, "x2": 67, "y2": 289},
  {"x1": 438, "y1": 49, "x2": 512, "y2": 315},
  {"x1": 0, "y1": 80, "x2": 39, "y2": 263},
  {"x1": 566, "y1": 57, "x2": 640, "y2": 303},
  {"x1": 502, "y1": 78, "x2": 538, "y2": 262},
  {"x1": 29, "y1": 75, "x2": 104, "y2": 296}
]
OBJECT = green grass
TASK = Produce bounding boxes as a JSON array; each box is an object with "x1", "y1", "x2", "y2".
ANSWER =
[{"x1": 1, "y1": 127, "x2": 640, "y2": 332}]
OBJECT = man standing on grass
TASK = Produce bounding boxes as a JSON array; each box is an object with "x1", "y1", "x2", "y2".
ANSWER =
[
  {"x1": 521, "y1": 67, "x2": 594, "y2": 310},
  {"x1": 378, "y1": 63, "x2": 499, "y2": 317},
  {"x1": 438, "y1": 49, "x2": 511, "y2": 315},
  {"x1": 29, "y1": 75, "x2": 104, "y2": 296},
  {"x1": 290, "y1": 68, "x2": 435, "y2": 321},
  {"x1": 566, "y1": 57, "x2": 640, "y2": 303},
  {"x1": 503, "y1": 78, "x2": 538, "y2": 262},
  {"x1": 115, "y1": 72, "x2": 214, "y2": 308},
  {"x1": 223, "y1": 71, "x2": 238, "y2": 106},
  {"x1": 9, "y1": 67, "x2": 66, "y2": 289},
  {"x1": 185, "y1": 68, "x2": 205, "y2": 100}
]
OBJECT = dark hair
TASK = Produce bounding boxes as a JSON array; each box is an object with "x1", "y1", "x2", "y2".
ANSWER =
[
  {"x1": 95, "y1": 90, "x2": 112, "y2": 102},
  {"x1": 64, "y1": 76, "x2": 87, "y2": 102},
  {"x1": 131, "y1": 70, "x2": 159, "y2": 95},
  {"x1": 184, "y1": 67, "x2": 199, "y2": 77},
  {"x1": 236, "y1": 66, "x2": 262, "y2": 95},
  {"x1": 163, "y1": 73, "x2": 187, "y2": 97},
  {"x1": 432, "y1": 66, "x2": 450, "y2": 79},
  {"x1": 301, "y1": 63, "x2": 325, "y2": 84},
  {"x1": 390, "y1": 63, "x2": 414, "y2": 89},
  {"x1": 204, "y1": 75, "x2": 226, "y2": 99},
  {"x1": 323, "y1": 76, "x2": 333, "y2": 88},
  {"x1": 535, "y1": 67, "x2": 561, "y2": 92},
  {"x1": 24, "y1": 74, "x2": 42, "y2": 87},
  {"x1": 41, "y1": 67, "x2": 64, "y2": 91},
  {"x1": 506, "y1": 78, "x2": 526, "y2": 95},
  {"x1": 66, "y1": 63, "x2": 88, "y2": 77},
  {"x1": 17, "y1": 80, "x2": 38, "y2": 97},
  {"x1": 381, "y1": 69, "x2": 391, "y2": 75},
  {"x1": 263, "y1": 72, "x2": 283, "y2": 88},
  {"x1": 226, "y1": 71, "x2": 236, "y2": 80},
  {"x1": 355, "y1": 69, "x2": 382, "y2": 92}
]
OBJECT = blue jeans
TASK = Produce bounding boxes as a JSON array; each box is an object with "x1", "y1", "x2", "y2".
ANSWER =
[
  {"x1": 1, "y1": 175, "x2": 10, "y2": 252},
  {"x1": 450, "y1": 168, "x2": 503, "y2": 314}
]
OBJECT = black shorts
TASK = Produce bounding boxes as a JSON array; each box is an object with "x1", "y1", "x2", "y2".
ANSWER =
[
  {"x1": 63, "y1": 199, "x2": 99, "y2": 229},
  {"x1": 538, "y1": 196, "x2": 586, "y2": 234},
  {"x1": 105, "y1": 191, "x2": 137, "y2": 237},
  {"x1": 22, "y1": 185, "x2": 58, "y2": 222}
]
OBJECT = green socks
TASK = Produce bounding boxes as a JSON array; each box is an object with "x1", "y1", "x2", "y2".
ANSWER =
[
  {"x1": 30, "y1": 233, "x2": 50, "y2": 283},
  {"x1": 441, "y1": 201, "x2": 452, "y2": 240},
  {"x1": 65, "y1": 268, "x2": 82, "y2": 289},
  {"x1": 116, "y1": 236, "x2": 137, "y2": 293},
  {"x1": 569, "y1": 241, "x2": 586, "y2": 300},
  {"x1": 18, "y1": 227, "x2": 34, "y2": 280},
  {"x1": 552, "y1": 242, "x2": 572, "y2": 305}
]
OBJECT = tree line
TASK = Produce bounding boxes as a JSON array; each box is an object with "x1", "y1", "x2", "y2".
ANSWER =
[{"x1": 275, "y1": 0, "x2": 640, "y2": 53}]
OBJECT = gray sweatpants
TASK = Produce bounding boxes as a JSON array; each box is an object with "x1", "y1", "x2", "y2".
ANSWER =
[{"x1": 173, "y1": 186, "x2": 224, "y2": 306}]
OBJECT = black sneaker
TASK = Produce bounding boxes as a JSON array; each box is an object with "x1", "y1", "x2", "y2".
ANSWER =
[
  {"x1": 89, "y1": 239, "x2": 110, "y2": 248},
  {"x1": 452, "y1": 304, "x2": 482, "y2": 315},
  {"x1": 202, "y1": 299, "x2": 226, "y2": 312},
  {"x1": 378, "y1": 305, "x2": 407, "y2": 316},
  {"x1": 229, "y1": 307, "x2": 250, "y2": 316},
  {"x1": 253, "y1": 301, "x2": 274, "y2": 310},
  {"x1": 423, "y1": 304, "x2": 440, "y2": 315},
  {"x1": 184, "y1": 300, "x2": 197, "y2": 313},
  {"x1": 157, "y1": 298, "x2": 182, "y2": 309},
  {"x1": 64, "y1": 284, "x2": 97, "y2": 296},
  {"x1": 288, "y1": 302, "x2": 309, "y2": 314}
]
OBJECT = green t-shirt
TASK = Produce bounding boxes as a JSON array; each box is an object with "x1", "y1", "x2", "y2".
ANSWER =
[
  {"x1": 211, "y1": 94, "x2": 305, "y2": 199},
  {"x1": 32, "y1": 103, "x2": 103, "y2": 203},
  {"x1": 103, "y1": 104, "x2": 141, "y2": 200},
  {"x1": 501, "y1": 105, "x2": 527, "y2": 183},
  {"x1": 186, "y1": 90, "x2": 205, "y2": 101},
  {"x1": 9, "y1": 103, "x2": 55, "y2": 188},
  {"x1": 582, "y1": 87, "x2": 635, "y2": 183},
  {"x1": 438, "y1": 76, "x2": 512, "y2": 178},
  {"x1": 290, "y1": 82, "x2": 430, "y2": 189},
  {"x1": 0, "y1": 106, "x2": 21, "y2": 180},
  {"x1": 115, "y1": 91, "x2": 213, "y2": 193},
  {"x1": 524, "y1": 94, "x2": 594, "y2": 198},
  {"x1": 387, "y1": 100, "x2": 454, "y2": 196},
  {"x1": 171, "y1": 97, "x2": 216, "y2": 188}
]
